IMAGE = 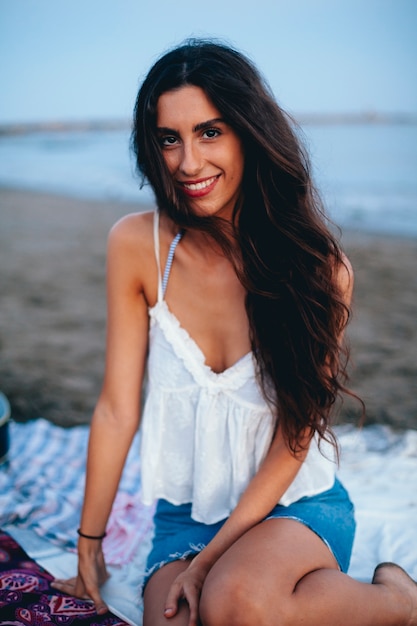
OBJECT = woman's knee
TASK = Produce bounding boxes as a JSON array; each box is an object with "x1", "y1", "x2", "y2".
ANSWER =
[{"x1": 199, "y1": 564, "x2": 289, "y2": 626}]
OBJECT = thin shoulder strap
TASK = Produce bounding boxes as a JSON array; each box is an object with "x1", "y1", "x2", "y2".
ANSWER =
[
  {"x1": 162, "y1": 230, "x2": 183, "y2": 296},
  {"x1": 153, "y1": 210, "x2": 184, "y2": 301},
  {"x1": 153, "y1": 211, "x2": 163, "y2": 302}
]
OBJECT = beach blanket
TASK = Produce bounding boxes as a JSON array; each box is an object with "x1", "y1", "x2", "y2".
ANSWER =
[
  {"x1": 0, "y1": 529, "x2": 129, "y2": 625},
  {"x1": 0, "y1": 419, "x2": 154, "y2": 566},
  {"x1": 1, "y1": 418, "x2": 417, "y2": 625}
]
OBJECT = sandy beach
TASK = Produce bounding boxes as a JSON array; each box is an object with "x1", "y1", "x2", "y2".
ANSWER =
[{"x1": 1, "y1": 186, "x2": 416, "y2": 430}]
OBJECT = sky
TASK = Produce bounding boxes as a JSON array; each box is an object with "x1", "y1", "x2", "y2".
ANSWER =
[{"x1": 0, "y1": 0, "x2": 416, "y2": 124}]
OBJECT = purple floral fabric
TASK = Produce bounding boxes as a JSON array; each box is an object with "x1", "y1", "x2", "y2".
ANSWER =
[{"x1": 0, "y1": 530, "x2": 129, "y2": 625}]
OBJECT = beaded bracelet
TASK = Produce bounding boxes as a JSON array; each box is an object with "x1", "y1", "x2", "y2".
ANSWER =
[{"x1": 77, "y1": 528, "x2": 107, "y2": 540}]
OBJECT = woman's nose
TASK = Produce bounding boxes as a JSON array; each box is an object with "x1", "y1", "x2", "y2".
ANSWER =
[{"x1": 179, "y1": 141, "x2": 202, "y2": 177}]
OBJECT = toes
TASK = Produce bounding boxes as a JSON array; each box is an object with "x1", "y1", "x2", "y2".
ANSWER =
[{"x1": 373, "y1": 562, "x2": 416, "y2": 585}]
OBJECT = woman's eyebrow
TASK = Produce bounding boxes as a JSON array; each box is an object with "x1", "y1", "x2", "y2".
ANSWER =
[
  {"x1": 156, "y1": 118, "x2": 225, "y2": 135},
  {"x1": 193, "y1": 118, "x2": 225, "y2": 132},
  {"x1": 156, "y1": 126, "x2": 179, "y2": 135}
]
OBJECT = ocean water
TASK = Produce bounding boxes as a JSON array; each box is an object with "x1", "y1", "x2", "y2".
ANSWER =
[
  {"x1": 304, "y1": 123, "x2": 417, "y2": 237},
  {"x1": 1, "y1": 123, "x2": 416, "y2": 236}
]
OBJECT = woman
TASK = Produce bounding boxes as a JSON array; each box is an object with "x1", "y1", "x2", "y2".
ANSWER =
[{"x1": 52, "y1": 40, "x2": 417, "y2": 625}]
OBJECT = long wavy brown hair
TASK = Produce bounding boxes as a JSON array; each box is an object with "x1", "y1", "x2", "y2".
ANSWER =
[{"x1": 131, "y1": 39, "x2": 358, "y2": 455}]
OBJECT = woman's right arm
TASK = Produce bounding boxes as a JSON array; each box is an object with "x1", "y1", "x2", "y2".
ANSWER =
[{"x1": 52, "y1": 214, "x2": 151, "y2": 613}]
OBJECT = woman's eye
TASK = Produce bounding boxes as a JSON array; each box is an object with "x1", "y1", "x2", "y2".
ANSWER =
[
  {"x1": 203, "y1": 128, "x2": 220, "y2": 139},
  {"x1": 160, "y1": 136, "x2": 178, "y2": 147}
]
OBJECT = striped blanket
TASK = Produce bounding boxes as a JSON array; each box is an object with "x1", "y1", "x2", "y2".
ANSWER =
[
  {"x1": 0, "y1": 419, "x2": 154, "y2": 565},
  {"x1": 1, "y1": 417, "x2": 417, "y2": 584}
]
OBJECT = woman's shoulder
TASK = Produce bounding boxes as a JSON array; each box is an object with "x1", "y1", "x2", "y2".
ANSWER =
[
  {"x1": 104, "y1": 210, "x2": 155, "y2": 280},
  {"x1": 109, "y1": 209, "x2": 154, "y2": 245},
  {"x1": 108, "y1": 209, "x2": 178, "y2": 249},
  {"x1": 106, "y1": 209, "x2": 158, "y2": 265},
  {"x1": 104, "y1": 210, "x2": 159, "y2": 303}
]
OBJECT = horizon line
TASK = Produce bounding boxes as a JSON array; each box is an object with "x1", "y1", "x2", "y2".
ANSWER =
[{"x1": 1, "y1": 111, "x2": 417, "y2": 136}]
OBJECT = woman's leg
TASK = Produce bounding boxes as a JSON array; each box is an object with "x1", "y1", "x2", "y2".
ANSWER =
[
  {"x1": 199, "y1": 518, "x2": 416, "y2": 626},
  {"x1": 143, "y1": 560, "x2": 193, "y2": 626}
]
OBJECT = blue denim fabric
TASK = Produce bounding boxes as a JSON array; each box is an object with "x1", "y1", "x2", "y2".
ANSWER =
[
  {"x1": 144, "y1": 478, "x2": 355, "y2": 590},
  {"x1": 266, "y1": 478, "x2": 355, "y2": 573}
]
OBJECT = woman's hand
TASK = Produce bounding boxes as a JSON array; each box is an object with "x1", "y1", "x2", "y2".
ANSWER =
[
  {"x1": 164, "y1": 558, "x2": 210, "y2": 626},
  {"x1": 51, "y1": 541, "x2": 110, "y2": 615}
]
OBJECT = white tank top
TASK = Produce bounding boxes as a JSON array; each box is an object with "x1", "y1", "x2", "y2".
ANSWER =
[{"x1": 139, "y1": 212, "x2": 337, "y2": 524}]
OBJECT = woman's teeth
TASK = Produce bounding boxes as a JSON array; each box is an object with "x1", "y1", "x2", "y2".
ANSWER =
[{"x1": 182, "y1": 176, "x2": 217, "y2": 191}]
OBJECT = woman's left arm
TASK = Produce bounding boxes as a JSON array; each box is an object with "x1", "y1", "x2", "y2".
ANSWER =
[
  {"x1": 192, "y1": 422, "x2": 311, "y2": 564},
  {"x1": 164, "y1": 427, "x2": 308, "y2": 624}
]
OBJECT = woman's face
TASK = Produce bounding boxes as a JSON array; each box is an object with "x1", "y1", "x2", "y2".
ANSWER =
[{"x1": 156, "y1": 85, "x2": 244, "y2": 220}]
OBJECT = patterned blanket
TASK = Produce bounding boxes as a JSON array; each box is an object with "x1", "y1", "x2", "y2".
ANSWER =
[{"x1": 0, "y1": 529, "x2": 130, "y2": 625}]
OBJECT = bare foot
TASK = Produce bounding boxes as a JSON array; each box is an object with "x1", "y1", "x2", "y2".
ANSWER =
[{"x1": 373, "y1": 563, "x2": 417, "y2": 626}]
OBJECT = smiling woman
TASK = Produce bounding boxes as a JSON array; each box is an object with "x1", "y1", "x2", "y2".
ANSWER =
[{"x1": 51, "y1": 39, "x2": 417, "y2": 626}]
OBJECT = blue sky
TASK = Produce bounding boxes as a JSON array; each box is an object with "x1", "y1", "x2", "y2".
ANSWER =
[{"x1": 0, "y1": 0, "x2": 416, "y2": 124}]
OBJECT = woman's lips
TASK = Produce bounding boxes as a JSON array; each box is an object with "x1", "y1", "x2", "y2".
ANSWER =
[{"x1": 178, "y1": 175, "x2": 220, "y2": 197}]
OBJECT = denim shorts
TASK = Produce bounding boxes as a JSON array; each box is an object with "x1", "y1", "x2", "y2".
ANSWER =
[{"x1": 143, "y1": 478, "x2": 355, "y2": 590}]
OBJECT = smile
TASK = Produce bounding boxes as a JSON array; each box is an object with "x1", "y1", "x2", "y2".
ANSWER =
[
  {"x1": 182, "y1": 176, "x2": 218, "y2": 191},
  {"x1": 179, "y1": 175, "x2": 220, "y2": 196}
]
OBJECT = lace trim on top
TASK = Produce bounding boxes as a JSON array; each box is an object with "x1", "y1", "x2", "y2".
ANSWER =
[{"x1": 149, "y1": 300, "x2": 254, "y2": 391}]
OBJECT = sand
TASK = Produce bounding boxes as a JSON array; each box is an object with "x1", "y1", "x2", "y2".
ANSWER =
[{"x1": 1, "y1": 186, "x2": 416, "y2": 429}]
